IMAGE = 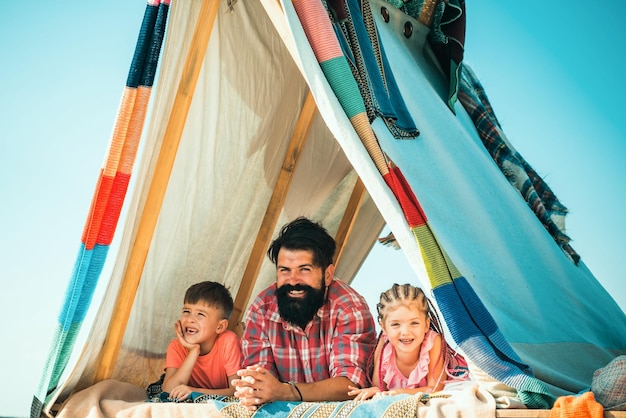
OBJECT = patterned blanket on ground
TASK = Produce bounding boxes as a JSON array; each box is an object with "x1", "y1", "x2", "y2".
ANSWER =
[{"x1": 57, "y1": 379, "x2": 496, "y2": 418}]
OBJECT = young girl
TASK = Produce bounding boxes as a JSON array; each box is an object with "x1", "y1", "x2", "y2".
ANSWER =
[{"x1": 349, "y1": 283, "x2": 468, "y2": 400}]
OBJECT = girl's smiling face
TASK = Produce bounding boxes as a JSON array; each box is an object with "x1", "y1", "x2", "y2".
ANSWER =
[{"x1": 381, "y1": 303, "x2": 430, "y2": 355}]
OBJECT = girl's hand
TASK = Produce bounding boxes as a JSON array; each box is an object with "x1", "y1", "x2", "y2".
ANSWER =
[{"x1": 347, "y1": 385, "x2": 381, "y2": 401}]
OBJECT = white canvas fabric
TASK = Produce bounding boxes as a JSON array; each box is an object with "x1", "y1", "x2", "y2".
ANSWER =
[{"x1": 44, "y1": 0, "x2": 626, "y2": 413}]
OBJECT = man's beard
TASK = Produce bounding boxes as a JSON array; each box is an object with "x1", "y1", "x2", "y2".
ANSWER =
[{"x1": 276, "y1": 280, "x2": 326, "y2": 329}]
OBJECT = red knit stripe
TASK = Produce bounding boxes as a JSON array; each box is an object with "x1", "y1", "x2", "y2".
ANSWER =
[
  {"x1": 81, "y1": 172, "x2": 114, "y2": 249},
  {"x1": 97, "y1": 172, "x2": 131, "y2": 246},
  {"x1": 382, "y1": 166, "x2": 427, "y2": 228}
]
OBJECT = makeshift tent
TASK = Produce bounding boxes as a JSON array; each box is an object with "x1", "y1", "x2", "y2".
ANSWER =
[{"x1": 32, "y1": 0, "x2": 626, "y2": 417}]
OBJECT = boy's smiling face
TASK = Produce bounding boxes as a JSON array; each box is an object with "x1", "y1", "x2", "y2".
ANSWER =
[{"x1": 179, "y1": 302, "x2": 226, "y2": 351}]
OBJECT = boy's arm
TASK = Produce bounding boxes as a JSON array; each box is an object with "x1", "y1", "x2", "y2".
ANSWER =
[
  {"x1": 189, "y1": 374, "x2": 237, "y2": 397},
  {"x1": 162, "y1": 345, "x2": 200, "y2": 393},
  {"x1": 162, "y1": 321, "x2": 201, "y2": 393}
]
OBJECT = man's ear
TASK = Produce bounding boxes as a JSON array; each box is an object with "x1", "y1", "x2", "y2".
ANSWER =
[
  {"x1": 324, "y1": 263, "x2": 335, "y2": 285},
  {"x1": 216, "y1": 319, "x2": 228, "y2": 334}
]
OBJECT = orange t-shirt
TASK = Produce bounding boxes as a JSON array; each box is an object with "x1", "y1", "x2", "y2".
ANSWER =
[{"x1": 165, "y1": 330, "x2": 242, "y2": 390}]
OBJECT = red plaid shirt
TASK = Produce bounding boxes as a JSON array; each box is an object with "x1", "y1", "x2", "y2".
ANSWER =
[{"x1": 241, "y1": 279, "x2": 376, "y2": 387}]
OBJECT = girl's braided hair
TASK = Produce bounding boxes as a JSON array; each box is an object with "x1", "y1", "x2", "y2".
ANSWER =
[{"x1": 366, "y1": 283, "x2": 468, "y2": 390}]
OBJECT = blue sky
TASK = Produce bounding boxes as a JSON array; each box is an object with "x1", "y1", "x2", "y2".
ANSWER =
[{"x1": 1, "y1": 1, "x2": 624, "y2": 417}]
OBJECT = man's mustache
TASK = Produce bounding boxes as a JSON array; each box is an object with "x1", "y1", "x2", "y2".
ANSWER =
[{"x1": 282, "y1": 283, "x2": 314, "y2": 291}]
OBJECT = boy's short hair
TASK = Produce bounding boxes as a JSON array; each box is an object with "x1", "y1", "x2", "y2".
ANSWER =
[{"x1": 184, "y1": 281, "x2": 234, "y2": 319}]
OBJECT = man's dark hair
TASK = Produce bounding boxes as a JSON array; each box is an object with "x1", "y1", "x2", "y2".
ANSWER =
[
  {"x1": 267, "y1": 217, "x2": 336, "y2": 269},
  {"x1": 184, "y1": 281, "x2": 234, "y2": 319}
]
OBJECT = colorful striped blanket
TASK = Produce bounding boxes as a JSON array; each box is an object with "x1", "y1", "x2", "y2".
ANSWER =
[{"x1": 287, "y1": 0, "x2": 555, "y2": 408}]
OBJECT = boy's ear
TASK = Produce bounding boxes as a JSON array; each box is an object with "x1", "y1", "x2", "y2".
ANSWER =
[{"x1": 216, "y1": 319, "x2": 228, "y2": 334}]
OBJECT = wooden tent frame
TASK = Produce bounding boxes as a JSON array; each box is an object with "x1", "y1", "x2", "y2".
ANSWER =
[
  {"x1": 83, "y1": 0, "x2": 626, "y2": 417},
  {"x1": 95, "y1": 0, "x2": 222, "y2": 382},
  {"x1": 94, "y1": 0, "x2": 369, "y2": 382}
]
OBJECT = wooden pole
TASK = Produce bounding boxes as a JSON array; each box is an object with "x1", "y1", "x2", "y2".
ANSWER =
[
  {"x1": 230, "y1": 91, "x2": 317, "y2": 330},
  {"x1": 94, "y1": 0, "x2": 220, "y2": 382},
  {"x1": 333, "y1": 176, "x2": 366, "y2": 267}
]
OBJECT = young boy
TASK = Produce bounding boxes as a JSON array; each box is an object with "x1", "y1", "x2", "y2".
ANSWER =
[{"x1": 162, "y1": 281, "x2": 242, "y2": 400}]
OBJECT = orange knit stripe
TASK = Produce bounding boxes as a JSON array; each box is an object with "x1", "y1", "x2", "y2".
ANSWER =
[
  {"x1": 103, "y1": 87, "x2": 137, "y2": 178},
  {"x1": 349, "y1": 113, "x2": 389, "y2": 176},
  {"x1": 118, "y1": 86, "x2": 150, "y2": 174}
]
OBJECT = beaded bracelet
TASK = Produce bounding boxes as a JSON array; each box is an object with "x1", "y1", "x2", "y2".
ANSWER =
[{"x1": 287, "y1": 381, "x2": 303, "y2": 402}]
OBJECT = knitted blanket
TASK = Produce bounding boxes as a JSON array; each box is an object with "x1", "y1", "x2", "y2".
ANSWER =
[
  {"x1": 31, "y1": 2, "x2": 170, "y2": 417},
  {"x1": 56, "y1": 379, "x2": 496, "y2": 418},
  {"x1": 287, "y1": 0, "x2": 555, "y2": 408}
]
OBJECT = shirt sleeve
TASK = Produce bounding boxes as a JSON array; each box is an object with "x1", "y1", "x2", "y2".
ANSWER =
[
  {"x1": 220, "y1": 331, "x2": 243, "y2": 376},
  {"x1": 330, "y1": 301, "x2": 376, "y2": 387},
  {"x1": 240, "y1": 300, "x2": 279, "y2": 377},
  {"x1": 164, "y1": 339, "x2": 184, "y2": 370}
]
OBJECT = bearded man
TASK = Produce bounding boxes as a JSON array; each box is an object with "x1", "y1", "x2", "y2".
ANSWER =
[{"x1": 233, "y1": 217, "x2": 376, "y2": 409}]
